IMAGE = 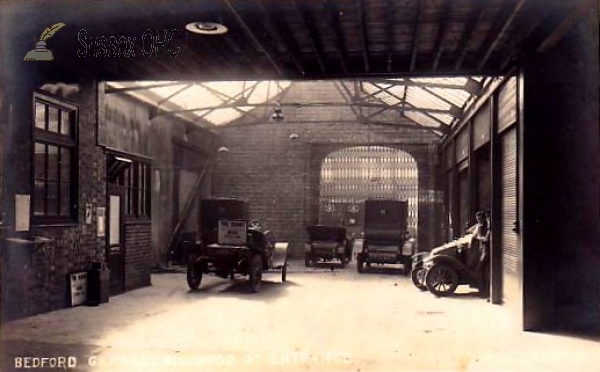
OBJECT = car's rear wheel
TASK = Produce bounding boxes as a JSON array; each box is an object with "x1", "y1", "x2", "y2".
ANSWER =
[
  {"x1": 403, "y1": 257, "x2": 412, "y2": 276},
  {"x1": 281, "y1": 261, "x2": 287, "y2": 282},
  {"x1": 186, "y1": 255, "x2": 202, "y2": 290},
  {"x1": 249, "y1": 254, "x2": 262, "y2": 293},
  {"x1": 425, "y1": 264, "x2": 458, "y2": 296},
  {"x1": 411, "y1": 267, "x2": 427, "y2": 291}
]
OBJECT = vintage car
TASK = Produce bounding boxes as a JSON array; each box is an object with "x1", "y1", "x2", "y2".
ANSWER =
[
  {"x1": 304, "y1": 225, "x2": 353, "y2": 267},
  {"x1": 356, "y1": 199, "x2": 414, "y2": 274},
  {"x1": 412, "y1": 233, "x2": 486, "y2": 296},
  {"x1": 186, "y1": 198, "x2": 288, "y2": 293}
]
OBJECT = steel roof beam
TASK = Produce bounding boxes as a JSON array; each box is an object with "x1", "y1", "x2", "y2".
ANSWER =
[
  {"x1": 258, "y1": 1, "x2": 306, "y2": 76},
  {"x1": 432, "y1": 0, "x2": 453, "y2": 71},
  {"x1": 454, "y1": 3, "x2": 485, "y2": 71},
  {"x1": 152, "y1": 101, "x2": 453, "y2": 118},
  {"x1": 536, "y1": 0, "x2": 595, "y2": 53},
  {"x1": 366, "y1": 78, "x2": 469, "y2": 90},
  {"x1": 222, "y1": 0, "x2": 285, "y2": 77},
  {"x1": 325, "y1": 0, "x2": 349, "y2": 73},
  {"x1": 294, "y1": 0, "x2": 327, "y2": 73},
  {"x1": 409, "y1": 0, "x2": 422, "y2": 72},
  {"x1": 105, "y1": 82, "x2": 183, "y2": 94},
  {"x1": 385, "y1": 0, "x2": 397, "y2": 72},
  {"x1": 477, "y1": 0, "x2": 528, "y2": 71},
  {"x1": 357, "y1": 0, "x2": 370, "y2": 73}
]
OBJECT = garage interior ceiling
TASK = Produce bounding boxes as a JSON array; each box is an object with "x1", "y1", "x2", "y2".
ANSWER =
[
  {"x1": 6, "y1": 0, "x2": 588, "y2": 82},
  {"x1": 106, "y1": 77, "x2": 486, "y2": 133}
]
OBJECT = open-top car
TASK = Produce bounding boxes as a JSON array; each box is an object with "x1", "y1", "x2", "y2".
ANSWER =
[
  {"x1": 304, "y1": 225, "x2": 352, "y2": 267},
  {"x1": 186, "y1": 198, "x2": 288, "y2": 293},
  {"x1": 411, "y1": 233, "x2": 484, "y2": 296}
]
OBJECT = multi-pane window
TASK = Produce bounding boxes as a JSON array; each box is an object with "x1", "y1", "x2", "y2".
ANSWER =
[
  {"x1": 33, "y1": 94, "x2": 77, "y2": 222},
  {"x1": 108, "y1": 154, "x2": 151, "y2": 218}
]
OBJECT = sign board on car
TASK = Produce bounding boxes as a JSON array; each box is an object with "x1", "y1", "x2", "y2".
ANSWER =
[{"x1": 218, "y1": 220, "x2": 247, "y2": 245}]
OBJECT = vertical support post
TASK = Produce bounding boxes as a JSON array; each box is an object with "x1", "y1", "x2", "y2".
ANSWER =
[{"x1": 490, "y1": 91, "x2": 503, "y2": 305}]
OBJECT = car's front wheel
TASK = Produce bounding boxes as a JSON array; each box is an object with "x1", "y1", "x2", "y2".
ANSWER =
[
  {"x1": 186, "y1": 255, "x2": 202, "y2": 290},
  {"x1": 411, "y1": 267, "x2": 427, "y2": 291},
  {"x1": 249, "y1": 254, "x2": 262, "y2": 293},
  {"x1": 357, "y1": 255, "x2": 365, "y2": 273},
  {"x1": 425, "y1": 263, "x2": 458, "y2": 296}
]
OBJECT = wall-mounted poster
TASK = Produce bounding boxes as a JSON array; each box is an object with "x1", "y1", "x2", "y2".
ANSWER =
[
  {"x1": 109, "y1": 196, "x2": 120, "y2": 245},
  {"x1": 69, "y1": 271, "x2": 87, "y2": 307},
  {"x1": 96, "y1": 207, "x2": 106, "y2": 237},
  {"x1": 86, "y1": 204, "x2": 93, "y2": 225},
  {"x1": 15, "y1": 194, "x2": 30, "y2": 232}
]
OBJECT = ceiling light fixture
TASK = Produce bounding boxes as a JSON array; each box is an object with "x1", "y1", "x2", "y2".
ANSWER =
[
  {"x1": 271, "y1": 102, "x2": 284, "y2": 123},
  {"x1": 185, "y1": 22, "x2": 228, "y2": 35}
]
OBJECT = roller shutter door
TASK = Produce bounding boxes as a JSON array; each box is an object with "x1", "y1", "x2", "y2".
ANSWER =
[
  {"x1": 501, "y1": 128, "x2": 518, "y2": 276},
  {"x1": 459, "y1": 169, "x2": 470, "y2": 233}
]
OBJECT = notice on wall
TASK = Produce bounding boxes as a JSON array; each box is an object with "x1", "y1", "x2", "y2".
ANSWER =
[
  {"x1": 69, "y1": 271, "x2": 88, "y2": 307},
  {"x1": 85, "y1": 204, "x2": 93, "y2": 225},
  {"x1": 109, "y1": 196, "x2": 120, "y2": 246},
  {"x1": 15, "y1": 194, "x2": 30, "y2": 232},
  {"x1": 96, "y1": 207, "x2": 106, "y2": 237}
]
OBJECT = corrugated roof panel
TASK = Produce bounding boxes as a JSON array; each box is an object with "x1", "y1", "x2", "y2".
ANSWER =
[
  {"x1": 374, "y1": 91, "x2": 401, "y2": 105},
  {"x1": 203, "y1": 108, "x2": 243, "y2": 126},
  {"x1": 405, "y1": 87, "x2": 451, "y2": 110},
  {"x1": 430, "y1": 113, "x2": 454, "y2": 125},
  {"x1": 404, "y1": 111, "x2": 441, "y2": 128},
  {"x1": 427, "y1": 87, "x2": 471, "y2": 107}
]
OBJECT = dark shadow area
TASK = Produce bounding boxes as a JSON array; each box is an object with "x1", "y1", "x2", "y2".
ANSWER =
[
  {"x1": 185, "y1": 278, "x2": 297, "y2": 302},
  {"x1": 357, "y1": 266, "x2": 406, "y2": 276},
  {"x1": 305, "y1": 261, "x2": 349, "y2": 270},
  {"x1": 531, "y1": 327, "x2": 600, "y2": 342}
]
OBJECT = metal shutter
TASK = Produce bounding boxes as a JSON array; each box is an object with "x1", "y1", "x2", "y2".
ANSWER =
[
  {"x1": 501, "y1": 128, "x2": 518, "y2": 275},
  {"x1": 459, "y1": 169, "x2": 470, "y2": 233}
]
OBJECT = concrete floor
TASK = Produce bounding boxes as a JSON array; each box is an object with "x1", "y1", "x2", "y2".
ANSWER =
[{"x1": 1, "y1": 261, "x2": 598, "y2": 372}]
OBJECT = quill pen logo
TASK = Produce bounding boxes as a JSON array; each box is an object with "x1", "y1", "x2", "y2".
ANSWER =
[{"x1": 23, "y1": 23, "x2": 66, "y2": 61}]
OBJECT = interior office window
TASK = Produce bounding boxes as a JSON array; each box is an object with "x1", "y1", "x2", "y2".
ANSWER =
[
  {"x1": 121, "y1": 159, "x2": 150, "y2": 218},
  {"x1": 33, "y1": 94, "x2": 77, "y2": 222},
  {"x1": 138, "y1": 163, "x2": 150, "y2": 217}
]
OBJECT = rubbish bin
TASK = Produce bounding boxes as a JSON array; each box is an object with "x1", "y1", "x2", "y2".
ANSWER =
[{"x1": 87, "y1": 261, "x2": 110, "y2": 306}]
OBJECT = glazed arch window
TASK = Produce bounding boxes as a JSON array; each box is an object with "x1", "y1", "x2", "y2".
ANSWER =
[{"x1": 33, "y1": 93, "x2": 78, "y2": 223}]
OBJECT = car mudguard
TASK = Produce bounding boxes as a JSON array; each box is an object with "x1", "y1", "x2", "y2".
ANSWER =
[
  {"x1": 424, "y1": 254, "x2": 468, "y2": 273},
  {"x1": 272, "y1": 242, "x2": 288, "y2": 269}
]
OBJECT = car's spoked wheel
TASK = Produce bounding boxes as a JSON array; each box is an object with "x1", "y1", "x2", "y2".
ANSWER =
[
  {"x1": 425, "y1": 264, "x2": 458, "y2": 296},
  {"x1": 411, "y1": 267, "x2": 427, "y2": 291},
  {"x1": 357, "y1": 255, "x2": 364, "y2": 273},
  {"x1": 249, "y1": 254, "x2": 262, "y2": 293},
  {"x1": 281, "y1": 261, "x2": 287, "y2": 282},
  {"x1": 304, "y1": 253, "x2": 312, "y2": 267},
  {"x1": 186, "y1": 255, "x2": 202, "y2": 290},
  {"x1": 340, "y1": 257, "x2": 348, "y2": 268}
]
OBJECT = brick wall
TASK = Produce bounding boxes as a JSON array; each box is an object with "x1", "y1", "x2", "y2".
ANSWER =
[
  {"x1": 1, "y1": 79, "x2": 108, "y2": 320},
  {"x1": 212, "y1": 91, "x2": 443, "y2": 256},
  {"x1": 124, "y1": 221, "x2": 152, "y2": 291}
]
